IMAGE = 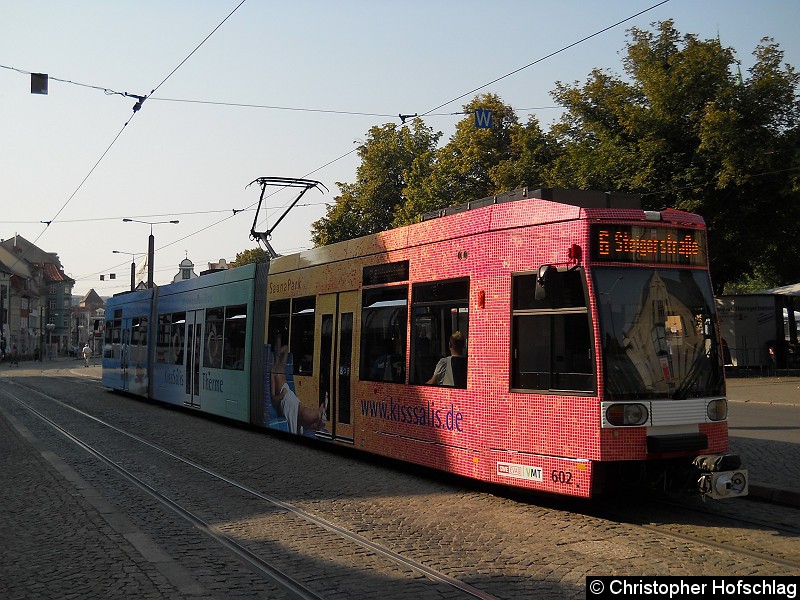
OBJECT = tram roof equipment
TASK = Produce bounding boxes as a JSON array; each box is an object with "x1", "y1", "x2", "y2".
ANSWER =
[{"x1": 421, "y1": 187, "x2": 641, "y2": 222}]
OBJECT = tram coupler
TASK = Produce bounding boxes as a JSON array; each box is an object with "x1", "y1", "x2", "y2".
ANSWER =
[{"x1": 693, "y1": 454, "x2": 749, "y2": 500}]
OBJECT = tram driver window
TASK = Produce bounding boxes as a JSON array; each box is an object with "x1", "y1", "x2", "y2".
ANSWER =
[
  {"x1": 360, "y1": 286, "x2": 408, "y2": 383},
  {"x1": 511, "y1": 269, "x2": 594, "y2": 393},
  {"x1": 410, "y1": 279, "x2": 469, "y2": 388}
]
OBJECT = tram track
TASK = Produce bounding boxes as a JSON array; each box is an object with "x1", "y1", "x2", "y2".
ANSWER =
[
  {"x1": 590, "y1": 495, "x2": 800, "y2": 571},
  {"x1": 3, "y1": 373, "x2": 797, "y2": 600},
  {"x1": 1, "y1": 380, "x2": 497, "y2": 600},
  {"x1": 651, "y1": 496, "x2": 800, "y2": 538},
  {"x1": 632, "y1": 519, "x2": 800, "y2": 571},
  {"x1": 4, "y1": 391, "x2": 322, "y2": 600}
]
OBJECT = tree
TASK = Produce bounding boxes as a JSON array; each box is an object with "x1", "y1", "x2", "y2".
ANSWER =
[
  {"x1": 549, "y1": 20, "x2": 800, "y2": 292},
  {"x1": 310, "y1": 119, "x2": 440, "y2": 246},
  {"x1": 398, "y1": 94, "x2": 528, "y2": 224},
  {"x1": 490, "y1": 115, "x2": 559, "y2": 194},
  {"x1": 309, "y1": 22, "x2": 799, "y2": 292},
  {"x1": 229, "y1": 247, "x2": 269, "y2": 267},
  {"x1": 313, "y1": 95, "x2": 556, "y2": 239}
]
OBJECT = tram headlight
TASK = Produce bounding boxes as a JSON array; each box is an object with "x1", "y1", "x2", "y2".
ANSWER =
[
  {"x1": 605, "y1": 403, "x2": 649, "y2": 426},
  {"x1": 706, "y1": 399, "x2": 728, "y2": 421}
]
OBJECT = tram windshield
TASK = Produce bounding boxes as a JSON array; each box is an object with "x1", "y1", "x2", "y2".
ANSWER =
[{"x1": 593, "y1": 267, "x2": 723, "y2": 400}]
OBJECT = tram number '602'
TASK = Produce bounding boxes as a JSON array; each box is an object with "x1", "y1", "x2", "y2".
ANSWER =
[{"x1": 551, "y1": 470, "x2": 573, "y2": 485}]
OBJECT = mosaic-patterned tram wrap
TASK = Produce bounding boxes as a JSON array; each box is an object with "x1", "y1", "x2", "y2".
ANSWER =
[{"x1": 103, "y1": 188, "x2": 748, "y2": 500}]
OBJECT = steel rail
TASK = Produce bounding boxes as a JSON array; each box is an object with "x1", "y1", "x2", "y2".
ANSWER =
[{"x1": 3, "y1": 381, "x2": 498, "y2": 600}]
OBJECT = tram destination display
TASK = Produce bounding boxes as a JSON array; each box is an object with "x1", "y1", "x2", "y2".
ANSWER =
[{"x1": 590, "y1": 224, "x2": 707, "y2": 265}]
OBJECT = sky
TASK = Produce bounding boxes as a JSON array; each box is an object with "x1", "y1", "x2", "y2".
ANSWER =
[{"x1": 2, "y1": 1, "x2": 799, "y2": 297}]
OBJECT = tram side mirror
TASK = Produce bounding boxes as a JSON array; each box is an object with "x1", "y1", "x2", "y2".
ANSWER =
[{"x1": 535, "y1": 265, "x2": 557, "y2": 301}]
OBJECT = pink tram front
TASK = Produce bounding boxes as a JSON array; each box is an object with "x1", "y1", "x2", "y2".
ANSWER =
[{"x1": 264, "y1": 188, "x2": 748, "y2": 499}]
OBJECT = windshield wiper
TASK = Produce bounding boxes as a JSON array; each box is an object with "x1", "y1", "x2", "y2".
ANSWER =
[{"x1": 672, "y1": 345, "x2": 721, "y2": 400}]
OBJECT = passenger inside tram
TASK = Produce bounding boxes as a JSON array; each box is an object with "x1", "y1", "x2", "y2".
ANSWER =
[{"x1": 426, "y1": 331, "x2": 467, "y2": 388}]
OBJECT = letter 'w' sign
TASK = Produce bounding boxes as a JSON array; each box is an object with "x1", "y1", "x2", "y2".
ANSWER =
[{"x1": 474, "y1": 109, "x2": 492, "y2": 128}]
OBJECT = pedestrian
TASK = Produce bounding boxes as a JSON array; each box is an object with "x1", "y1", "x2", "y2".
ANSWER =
[
  {"x1": 82, "y1": 342, "x2": 91, "y2": 367},
  {"x1": 10, "y1": 344, "x2": 19, "y2": 367}
]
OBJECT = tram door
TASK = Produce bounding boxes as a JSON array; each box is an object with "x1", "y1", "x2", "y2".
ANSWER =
[
  {"x1": 183, "y1": 310, "x2": 204, "y2": 408},
  {"x1": 318, "y1": 292, "x2": 357, "y2": 442},
  {"x1": 119, "y1": 320, "x2": 133, "y2": 391}
]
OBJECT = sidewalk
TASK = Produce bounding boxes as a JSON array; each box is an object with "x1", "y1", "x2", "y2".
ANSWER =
[
  {"x1": 1, "y1": 355, "x2": 101, "y2": 377},
  {"x1": 726, "y1": 376, "x2": 800, "y2": 405},
  {"x1": 726, "y1": 376, "x2": 800, "y2": 505}
]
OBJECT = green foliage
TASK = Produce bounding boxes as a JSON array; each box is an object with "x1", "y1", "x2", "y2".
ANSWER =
[
  {"x1": 310, "y1": 119, "x2": 441, "y2": 246},
  {"x1": 722, "y1": 268, "x2": 783, "y2": 295},
  {"x1": 309, "y1": 21, "x2": 800, "y2": 292},
  {"x1": 229, "y1": 247, "x2": 269, "y2": 267},
  {"x1": 490, "y1": 116, "x2": 558, "y2": 193},
  {"x1": 401, "y1": 94, "x2": 519, "y2": 220},
  {"x1": 549, "y1": 20, "x2": 800, "y2": 292},
  {"x1": 398, "y1": 94, "x2": 557, "y2": 225}
]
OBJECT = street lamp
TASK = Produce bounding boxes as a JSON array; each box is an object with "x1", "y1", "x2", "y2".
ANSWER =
[
  {"x1": 112, "y1": 250, "x2": 144, "y2": 292},
  {"x1": 122, "y1": 219, "x2": 179, "y2": 289},
  {"x1": 46, "y1": 322, "x2": 55, "y2": 360}
]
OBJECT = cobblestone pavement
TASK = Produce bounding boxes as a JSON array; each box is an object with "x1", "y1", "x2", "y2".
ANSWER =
[
  {"x1": 1, "y1": 359, "x2": 798, "y2": 599},
  {"x1": 0, "y1": 397, "x2": 210, "y2": 599}
]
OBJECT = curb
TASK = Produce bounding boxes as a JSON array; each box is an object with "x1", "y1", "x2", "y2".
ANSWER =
[{"x1": 748, "y1": 483, "x2": 800, "y2": 508}]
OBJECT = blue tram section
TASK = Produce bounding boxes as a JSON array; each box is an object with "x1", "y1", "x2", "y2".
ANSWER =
[
  {"x1": 102, "y1": 263, "x2": 268, "y2": 423},
  {"x1": 102, "y1": 288, "x2": 154, "y2": 397}
]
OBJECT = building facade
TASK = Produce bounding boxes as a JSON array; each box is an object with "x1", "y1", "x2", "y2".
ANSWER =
[
  {"x1": 73, "y1": 289, "x2": 106, "y2": 355},
  {"x1": 172, "y1": 257, "x2": 199, "y2": 283},
  {"x1": 0, "y1": 235, "x2": 74, "y2": 359}
]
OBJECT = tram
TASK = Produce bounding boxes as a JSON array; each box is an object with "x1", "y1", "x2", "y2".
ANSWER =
[{"x1": 103, "y1": 187, "x2": 748, "y2": 500}]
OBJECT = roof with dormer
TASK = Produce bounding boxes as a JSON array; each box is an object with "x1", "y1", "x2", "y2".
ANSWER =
[
  {"x1": 36, "y1": 262, "x2": 75, "y2": 284},
  {"x1": 79, "y1": 289, "x2": 105, "y2": 309}
]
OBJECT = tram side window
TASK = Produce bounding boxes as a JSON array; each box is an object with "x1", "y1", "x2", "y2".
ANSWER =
[
  {"x1": 291, "y1": 296, "x2": 315, "y2": 375},
  {"x1": 131, "y1": 318, "x2": 141, "y2": 346},
  {"x1": 223, "y1": 305, "x2": 247, "y2": 370},
  {"x1": 410, "y1": 279, "x2": 469, "y2": 387},
  {"x1": 156, "y1": 314, "x2": 171, "y2": 364},
  {"x1": 268, "y1": 298, "x2": 290, "y2": 358},
  {"x1": 131, "y1": 317, "x2": 148, "y2": 346},
  {"x1": 204, "y1": 307, "x2": 224, "y2": 369},
  {"x1": 130, "y1": 317, "x2": 148, "y2": 363},
  {"x1": 104, "y1": 320, "x2": 113, "y2": 358},
  {"x1": 171, "y1": 312, "x2": 186, "y2": 364},
  {"x1": 106, "y1": 318, "x2": 121, "y2": 359},
  {"x1": 267, "y1": 299, "x2": 314, "y2": 376},
  {"x1": 511, "y1": 269, "x2": 594, "y2": 393},
  {"x1": 360, "y1": 286, "x2": 408, "y2": 383}
]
